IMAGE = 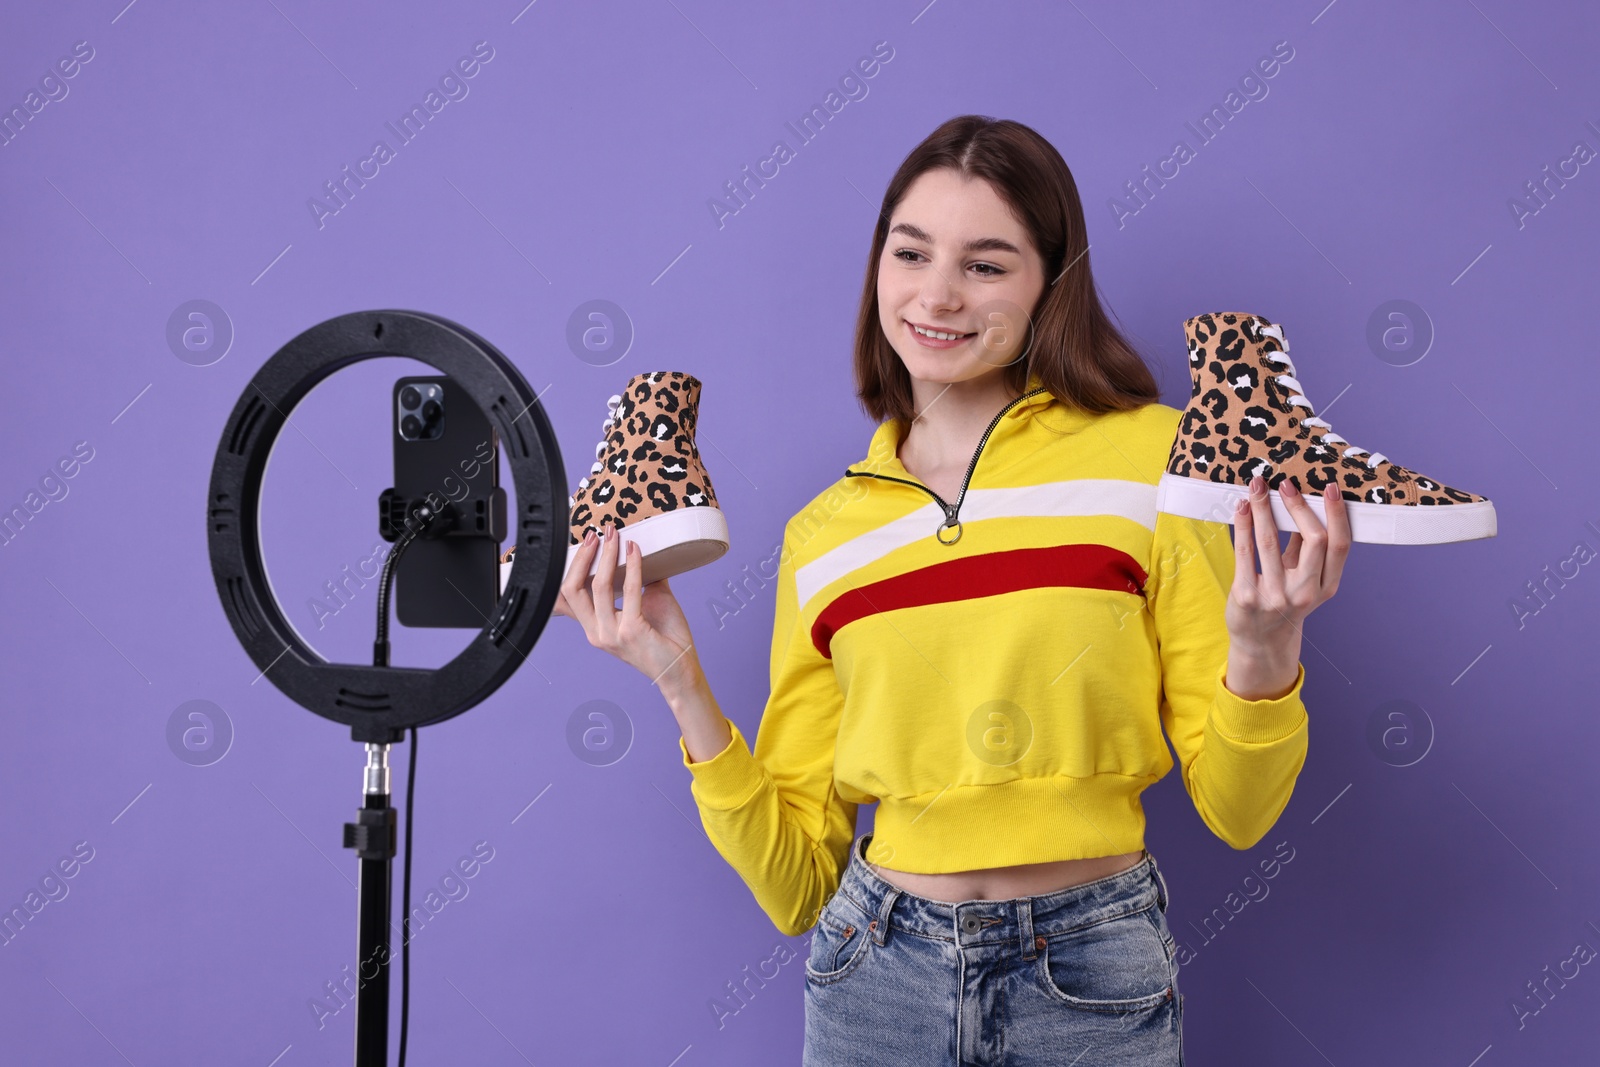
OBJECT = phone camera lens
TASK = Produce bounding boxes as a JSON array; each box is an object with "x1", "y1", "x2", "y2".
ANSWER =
[
  {"x1": 400, "y1": 386, "x2": 421, "y2": 409},
  {"x1": 421, "y1": 399, "x2": 442, "y2": 422},
  {"x1": 401, "y1": 414, "x2": 422, "y2": 439}
]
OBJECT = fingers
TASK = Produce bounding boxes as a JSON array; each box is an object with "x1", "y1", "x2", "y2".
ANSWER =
[
  {"x1": 591, "y1": 523, "x2": 622, "y2": 631},
  {"x1": 562, "y1": 525, "x2": 662, "y2": 649},
  {"x1": 1276, "y1": 478, "x2": 1328, "y2": 583},
  {"x1": 620, "y1": 536, "x2": 643, "y2": 620},
  {"x1": 1319, "y1": 484, "x2": 1351, "y2": 597},
  {"x1": 1248, "y1": 475, "x2": 1286, "y2": 590},
  {"x1": 1232, "y1": 489, "x2": 1258, "y2": 591},
  {"x1": 560, "y1": 529, "x2": 601, "y2": 634}
]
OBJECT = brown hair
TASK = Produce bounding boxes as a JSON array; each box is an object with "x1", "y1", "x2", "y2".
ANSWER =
[{"x1": 853, "y1": 115, "x2": 1160, "y2": 428}]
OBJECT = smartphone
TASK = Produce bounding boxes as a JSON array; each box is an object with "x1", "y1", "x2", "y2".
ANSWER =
[{"x1": 388, "y1": 375, "x2": 504, "y2": 628}]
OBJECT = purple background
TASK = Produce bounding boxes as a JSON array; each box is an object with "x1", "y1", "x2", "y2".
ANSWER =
[{"x1": 2, "y1": 1, "x2": 1596, "y2": 1063}]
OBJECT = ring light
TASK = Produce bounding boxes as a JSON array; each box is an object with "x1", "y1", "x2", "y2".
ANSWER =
[{"x1": 206, "y1": 308, "x2": 566, "y2": 743}]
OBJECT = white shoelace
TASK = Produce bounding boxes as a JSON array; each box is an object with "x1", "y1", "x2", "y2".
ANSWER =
[
  {"x1": 572, "y1": 392, "x2": 625, "y2": 506},
  {"x1": 1258, "y1": 322, "x2": 1388, "y2": 469}
]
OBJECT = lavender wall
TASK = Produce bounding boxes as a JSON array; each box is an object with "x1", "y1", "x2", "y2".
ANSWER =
[{"x1": 2, "y1": 1, "x2": 1596, "y2": 1063}]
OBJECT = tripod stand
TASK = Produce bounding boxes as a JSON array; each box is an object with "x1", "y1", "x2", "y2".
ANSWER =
[{"x1": 342, "y1": 742, "x2": 401, "y2": 1067}]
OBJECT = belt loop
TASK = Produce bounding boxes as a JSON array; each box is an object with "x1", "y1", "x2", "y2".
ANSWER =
[
  {"x1": 1150, "y1": 852, "x2": 1169, "y2": 912},
  {"x1": 1019, "y1": 897, "x2": 1038, "y2": 961},
  {"x1": 872, "y1": 887, "x2": 899, "y2": 946}
]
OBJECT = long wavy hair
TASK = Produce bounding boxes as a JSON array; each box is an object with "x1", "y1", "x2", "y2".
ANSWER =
[{"x1": 854, "y1": 115, "x2": 1160, "y2": 428}]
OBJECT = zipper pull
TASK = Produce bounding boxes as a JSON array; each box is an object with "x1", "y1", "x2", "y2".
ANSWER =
[{"x1": 937, "y1": 508, "x2": 962, "y2": 545}]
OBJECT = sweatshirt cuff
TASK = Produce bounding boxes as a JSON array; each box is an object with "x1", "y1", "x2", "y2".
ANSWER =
[
  {"x1": 1210, "y1": 660, "x2": 1307, "y2": 744},
  {"x1": 678, "y1": 717, "x2": 767, "y2": 810}
]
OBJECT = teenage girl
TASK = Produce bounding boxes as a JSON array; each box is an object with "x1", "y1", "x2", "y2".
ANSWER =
[{"x1": 554, "y1": 115, "x2": 1348, "y2": 1066}]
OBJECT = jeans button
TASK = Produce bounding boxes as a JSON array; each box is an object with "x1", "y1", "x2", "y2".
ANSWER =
[{"x1": 961, "y1": 916, "x2": 980, "y2": 934}]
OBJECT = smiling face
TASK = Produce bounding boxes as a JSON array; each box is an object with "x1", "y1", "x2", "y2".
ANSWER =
[{"x1": 876, "y1": 167, "x2": 1048, "y2": 391}]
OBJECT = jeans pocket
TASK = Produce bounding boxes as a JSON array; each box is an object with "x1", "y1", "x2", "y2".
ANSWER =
[
  {"x1": 1145, "y1": 898, "x2": 1178, "y2": 967},
  {"x1": 1035, "y1": 906, "x2": 1175, "y2": 1014},
  {"x1": 804, "y1": 896, "x2": 874, "y2": 986}
]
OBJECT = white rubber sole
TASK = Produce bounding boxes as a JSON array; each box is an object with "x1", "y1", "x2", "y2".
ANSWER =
[
  {"x1": 1156, "y1": 471, "x2": 1497, "y2": 545},
  {"x1": 564, "y1": 505, "x2": 730, "y2": 595},
  {"x1": 500, "y1": 507, "x2": 730, "y2": 596}
]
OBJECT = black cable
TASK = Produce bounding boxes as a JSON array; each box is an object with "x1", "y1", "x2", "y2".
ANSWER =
[
  {"x1": 373, "y1": 501, "x2": 434, "y2": 1065},
  {"x1": 374, "y1": 502, "x2": 435, "y2": 668},
  {"x1": 398, "y1": 725, "x2": 417, "y2": 1067}
]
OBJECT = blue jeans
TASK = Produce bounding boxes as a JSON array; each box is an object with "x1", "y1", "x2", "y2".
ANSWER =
[{"x1": 803, "y1": 832, "x2": 1184, "y2": 1066}]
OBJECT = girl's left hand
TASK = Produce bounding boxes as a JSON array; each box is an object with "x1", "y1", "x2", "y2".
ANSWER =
[{"x1": 1223, "y1": 473, "x2": 1351, "y2": 700}]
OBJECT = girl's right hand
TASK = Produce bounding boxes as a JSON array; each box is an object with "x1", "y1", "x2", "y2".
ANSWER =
[{"x1": 553, "y1": 525, "x2": 702, "y2": 692}]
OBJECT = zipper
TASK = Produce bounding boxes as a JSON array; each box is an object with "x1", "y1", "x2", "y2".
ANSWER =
[{"x1": 843, "y1": 386, "x2": 1048, "y2": 545}]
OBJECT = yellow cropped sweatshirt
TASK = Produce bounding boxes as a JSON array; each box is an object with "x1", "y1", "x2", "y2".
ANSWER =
[{"x1": 679, "y1": 372, "x2": 1310, "y2": 936}]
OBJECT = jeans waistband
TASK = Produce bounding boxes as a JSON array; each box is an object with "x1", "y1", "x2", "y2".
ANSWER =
[{"x1": 831, "y1": 832, "x2": 1169, "y2": 962}]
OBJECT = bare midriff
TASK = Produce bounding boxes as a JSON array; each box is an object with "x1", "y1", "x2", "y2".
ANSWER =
[{"x1": 869, "y1": 850, "x2": 1146, "y2": 904}]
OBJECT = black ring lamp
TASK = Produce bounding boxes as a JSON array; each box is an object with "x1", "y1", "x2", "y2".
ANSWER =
[
  {"x1": 205, "y1": 309, "x2": 566, "y2": 1067},
  {"x1": 207, "y1": 308, "x2": 565, "y2": 743}
]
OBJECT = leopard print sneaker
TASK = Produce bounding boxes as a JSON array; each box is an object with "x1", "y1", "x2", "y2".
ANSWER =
[
  {"x1": 562, "y1": 370, "x2": 728, "y2": 596},
  {"x1": 1156, "y1": 311, "x2": 1497, "y2": 544}
]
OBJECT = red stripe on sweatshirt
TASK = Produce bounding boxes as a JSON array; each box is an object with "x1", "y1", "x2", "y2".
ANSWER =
[{"x1": 810, "y1": 543, "x2": 1149, "y2": 659}]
